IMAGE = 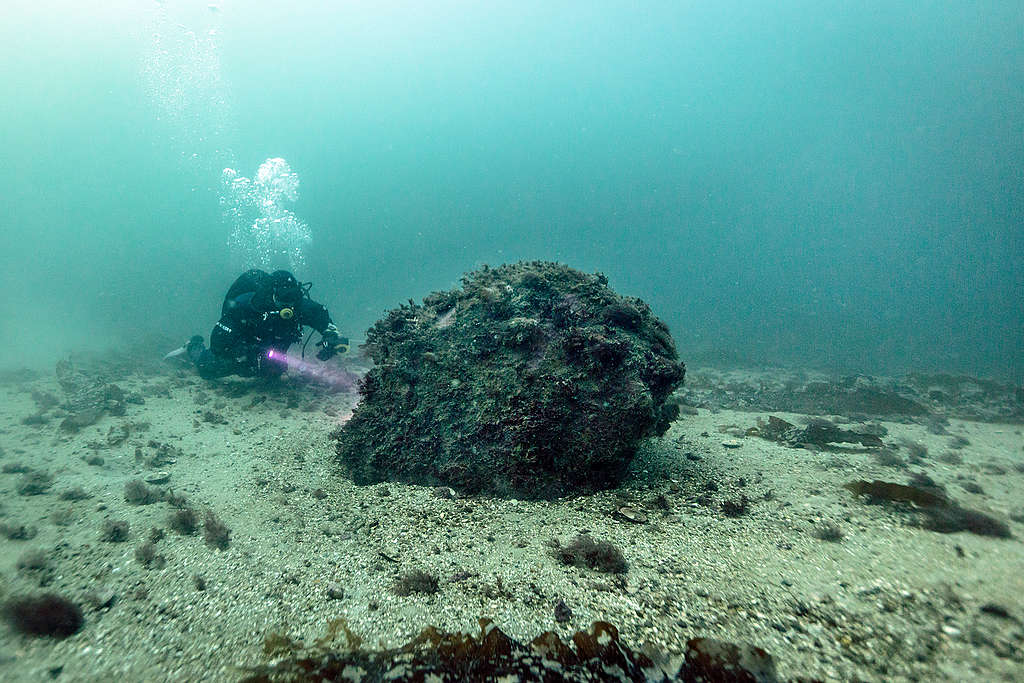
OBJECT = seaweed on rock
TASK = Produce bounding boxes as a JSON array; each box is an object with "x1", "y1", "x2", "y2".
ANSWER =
[{"x1": 333, "y1": 261, "x2": 686, "y2": 499}]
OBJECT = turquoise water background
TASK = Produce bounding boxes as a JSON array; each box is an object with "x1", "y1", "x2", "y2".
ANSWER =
[{"x1": 1, "y1": 1, "x2": 1020, "y2": 379}]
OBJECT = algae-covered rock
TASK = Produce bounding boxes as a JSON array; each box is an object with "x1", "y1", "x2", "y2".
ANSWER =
[{"x1": 334, "y1": 261, "x2": 685, "y2": 498}]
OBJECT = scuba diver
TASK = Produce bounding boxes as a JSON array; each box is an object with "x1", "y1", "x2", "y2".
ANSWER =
[{"x1": 168, "y1": 269, "x2": 349, "y2": 380}]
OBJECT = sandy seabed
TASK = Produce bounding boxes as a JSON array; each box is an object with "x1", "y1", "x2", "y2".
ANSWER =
[{"x1": 0, "y1": 356, "x2": 1021, "y2": 682}]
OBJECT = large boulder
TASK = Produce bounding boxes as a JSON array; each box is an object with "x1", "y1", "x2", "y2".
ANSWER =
[{"x1": 334, "y1": 261, "x2": 685, "y2": 498}]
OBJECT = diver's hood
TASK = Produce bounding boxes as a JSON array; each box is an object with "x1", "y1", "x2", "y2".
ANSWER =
[{"x1": 270, "y1": 270, "x2": 302, "y2": 306}]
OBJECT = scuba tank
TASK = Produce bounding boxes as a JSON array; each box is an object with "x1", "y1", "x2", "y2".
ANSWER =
[{"x1": 222, "y1": 269, "x2": 272, "y2": 317}]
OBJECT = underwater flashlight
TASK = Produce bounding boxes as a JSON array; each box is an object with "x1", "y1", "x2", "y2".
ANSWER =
[
  {"x1": 264, "y1": 347, "x2": 357, "y2": 390},
  {"x1": 279, "y1": 307, "x2": 294, "y2": 320}
]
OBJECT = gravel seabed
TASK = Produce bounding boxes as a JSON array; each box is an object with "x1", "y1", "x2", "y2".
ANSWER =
[{"x1": 0, "y1": 365, "x2": 1021, "y2": 682}]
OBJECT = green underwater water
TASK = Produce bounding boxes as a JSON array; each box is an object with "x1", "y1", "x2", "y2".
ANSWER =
[{"x1": 0, "y1": 0, "x2": 1021, "y2": 380}]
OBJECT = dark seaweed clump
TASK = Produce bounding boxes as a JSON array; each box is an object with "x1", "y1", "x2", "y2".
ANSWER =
[
  {"x1": 549, "y1": 534, "x2": 628, "y2": 574},
  {"x1": 811, "y1": 522, "x2": 844, "y2": 542},
  {"x1": 58, "y1": 486, "x2": 92, "y2": 501},
  {"x1": 124, "y1": 479, "x2": 163, "y2": 505},
  {"x1": 844, "y1": 479, "x2": 1011, "y2": 538},
  {"x1": 843, "y1": 480, "x2": 948, "y2": 507},
  {"x1": 240, "y1": 619, "x2": 780, "y2": 683},
  {"x1": 203, "y1": 510, "x2": 231, "y2": 550},
  {"x1": 900, "y1": 440, "x2": 929, "y2": 462},
  {"x1": 554, "y1": 599, "x2": 573, "y2": 623},
  {"x1": 721, "y1": 496, "x2": 750, "y2": 517},
  {"x1": 50, "y1": 506, "x2": 76, "y2": 528},
  {"x1": 937, "y1": 451, "x2": 963, "y2": 465},
  {"x1": 135, "y1": 541, "x2": 166, "y2": 569},
  {"x1": 922, "y1": 506, "x2": 1011, "y2": 538},
  {"x1": 17, "y1": 471, "x2": 53, "y2": 496},
  {"x1": 2, "y1": 593, "x2": 84, "y2": 638},
  {"x1": 100, "y1": 519, "x2": 130, "y2": 542},
  {"x1": 0, "y1": 522, "x2": 37, "y2": 540},
  {"x1": 392, "y1": 569, "x2": 440, "y2": 597},
  {"x1": 168, "y1": 507, "x2": 200, "y2": 535},
  {"x1": 15, "y1": 549, "x2": 52, "y2": 582}
]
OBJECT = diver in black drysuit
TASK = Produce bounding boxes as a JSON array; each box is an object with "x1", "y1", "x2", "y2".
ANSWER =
[{"x1": 182, "y1": 269, "x2": 348, "y2": 380}]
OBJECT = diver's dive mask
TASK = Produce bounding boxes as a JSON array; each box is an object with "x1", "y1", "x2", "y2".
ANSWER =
[
  {"x1": 270, "y1": 275, "x2": 310, "y2": 320},
  {"x1": 273, "y1": 285, "x2": 301, "y2": 309}
]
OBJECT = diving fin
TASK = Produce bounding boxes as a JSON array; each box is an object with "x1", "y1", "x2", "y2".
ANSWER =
[
  {"x1": 164, "y1": 335, "x2": 205, "y2": 362},
  {"x1": 163, "y1": 345, "x2": 187, "y2": 360}
]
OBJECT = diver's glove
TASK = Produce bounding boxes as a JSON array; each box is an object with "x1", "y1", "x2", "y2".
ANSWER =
[{"x1": 316, "y1": 325, "x2": 349, "y2": 361}]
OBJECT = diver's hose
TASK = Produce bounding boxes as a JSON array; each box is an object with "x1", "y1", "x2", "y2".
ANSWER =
[{"x1": 301, "y1": 329, "x2": 315, "y2": 359}]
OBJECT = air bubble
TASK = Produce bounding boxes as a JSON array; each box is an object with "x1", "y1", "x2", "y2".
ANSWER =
[{"x1": 223, "y1": 159, "x2": 312, "y2": 271}]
